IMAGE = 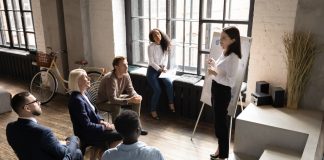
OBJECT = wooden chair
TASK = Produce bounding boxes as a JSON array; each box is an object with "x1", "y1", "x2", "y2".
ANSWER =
[{"x1": 87, "y1": 80, "x2": 111, "y2": 122}]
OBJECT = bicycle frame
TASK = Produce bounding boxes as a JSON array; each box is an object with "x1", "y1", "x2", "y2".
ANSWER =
[
  {"x1": 44, "y1": 57, "x2": 106, "y2": 92},
  {"x1": 31, "y1": 48, "x2": 107, "y2": 104}
]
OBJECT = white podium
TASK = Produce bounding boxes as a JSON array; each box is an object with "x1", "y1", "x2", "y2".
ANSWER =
[
  {"x1": 0, "y1": 89, "x2": 12, "y2": 114},
  {"x1": 234, "y1": 103, "x2": 324, "y2": 160}
]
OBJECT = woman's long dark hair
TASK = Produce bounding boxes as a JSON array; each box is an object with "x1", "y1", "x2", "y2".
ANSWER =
[
  {"x1": 223, "y1": 26, "x2": 242, "y2": 59},
  {"x1": 149, "y1": 29, "x2": 171, "y2": 53}
]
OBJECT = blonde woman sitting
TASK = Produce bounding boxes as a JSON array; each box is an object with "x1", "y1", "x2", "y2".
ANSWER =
[{"x1": 67, "y1": 69, "x2": 122, "y2": 154}]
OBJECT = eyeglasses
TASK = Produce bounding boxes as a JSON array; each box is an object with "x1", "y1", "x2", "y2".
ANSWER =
[{"x1": 25, "y1": 99, "x2": 41, "y2": 106}]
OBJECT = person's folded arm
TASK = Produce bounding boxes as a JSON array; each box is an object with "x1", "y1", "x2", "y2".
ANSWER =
[
  {"x1": 106, "y1": 78, "x2": 130, "y2": 105},
  {"x1": 40, "y1": 128, "x2": 72, "y2": 159}
]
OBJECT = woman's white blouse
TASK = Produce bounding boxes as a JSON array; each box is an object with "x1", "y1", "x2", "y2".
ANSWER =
[
  {"x1": 148, "y1": 43, "x2": 168, "y2": 71},
  {"x1": 82, "y1": 94, "x2": 96, "y2": 111},
  {"x1": 210, "y1": 52, "x2": 239, "y2": 88}
]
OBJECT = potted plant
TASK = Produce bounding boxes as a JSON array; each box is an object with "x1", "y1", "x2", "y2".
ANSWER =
[{"x1": 283, "y1": 32, "x2": 318, "y2": 109}]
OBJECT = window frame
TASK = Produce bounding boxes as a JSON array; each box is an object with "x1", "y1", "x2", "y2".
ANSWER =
[
  {"x1": 0, "y1": 0, "x2": 36, "y2": 51},
  {"x1": 198, "y1": 0, "x2": 255, "y2": 75},
  {"x1": 125, "y1": 0, "x2": 255, "y2": 75}
]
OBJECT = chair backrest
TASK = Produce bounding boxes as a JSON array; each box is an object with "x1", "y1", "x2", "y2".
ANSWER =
[{"x1": 86, "y1": 81, "x2": 101, "y2": 106}]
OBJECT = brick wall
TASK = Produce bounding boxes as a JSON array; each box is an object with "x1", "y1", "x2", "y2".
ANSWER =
[{"x1": 246, "y1": 0, "x2": 298, "y2": 103}]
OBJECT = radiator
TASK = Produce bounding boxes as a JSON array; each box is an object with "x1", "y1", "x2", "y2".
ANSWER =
[
  {"x1": 129, "y1": 71, "x2": 215, "y2": 123},
  {"x1": 173, "y1": 74, "x2": 215, "y2": 123},
  {"x1": 0, "y1": 51, "x2": 39, "y2": 82}
]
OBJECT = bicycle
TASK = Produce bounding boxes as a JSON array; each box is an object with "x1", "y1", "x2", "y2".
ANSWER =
[{"x1": 30, "y1": 47, "x2": 107, "y2": 104}]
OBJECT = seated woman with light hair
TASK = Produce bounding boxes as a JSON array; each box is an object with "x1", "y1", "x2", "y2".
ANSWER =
[{"x1": 67, "y1": 69, "x2": 122, "y2": 154}]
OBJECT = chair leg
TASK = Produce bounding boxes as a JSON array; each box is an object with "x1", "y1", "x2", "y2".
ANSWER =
[
  {"x1": 87, "y1": 146, "x2": 103, "y2": 160},
  {"x1": 239, "y1": 93, "x2": 244, "y2": 111},
  {"x1": 107, "y1": 112, "x2": 111, "y2": 123},
  {"x1": 90, "y1": 148, "x2": 96, "y2": 160}
]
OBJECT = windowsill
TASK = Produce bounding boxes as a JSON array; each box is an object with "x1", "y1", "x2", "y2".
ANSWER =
[{"x1": 0, "y1": 47, "x2": 30, "y2": 56}]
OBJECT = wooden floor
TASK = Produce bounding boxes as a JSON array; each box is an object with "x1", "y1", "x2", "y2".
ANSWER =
[{"x1": 0, "y1": 76, "x2": 233, "y2": 160}]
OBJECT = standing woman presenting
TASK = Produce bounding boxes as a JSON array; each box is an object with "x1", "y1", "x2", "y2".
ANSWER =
[
  {"x1": 146, "y1": 28, "x2": 175, "y2": 120},
  {"x1": 208, "y1": 26, "x2": 241, "y2": 160}
]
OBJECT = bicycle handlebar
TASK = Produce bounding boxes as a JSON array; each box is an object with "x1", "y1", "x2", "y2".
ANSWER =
[{"x1": 46, "y1": 47, "x2": 66, "y2": 57}]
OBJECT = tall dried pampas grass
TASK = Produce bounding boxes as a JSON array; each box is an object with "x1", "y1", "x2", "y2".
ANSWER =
[{"x1": 283, "y1": 32, "x2": 318, "y2": 109}]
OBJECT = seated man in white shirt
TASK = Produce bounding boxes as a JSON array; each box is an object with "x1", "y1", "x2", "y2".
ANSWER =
[{"x1": 101, "y1": 110, "x2": 164, "y2": 160}]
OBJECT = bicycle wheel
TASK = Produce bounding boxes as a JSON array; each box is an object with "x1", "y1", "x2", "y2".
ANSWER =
[
  {"x1": 87, "y1": 71, "x2": 104, "y2": 83},
  {"x1": 30, "y1": 70, "x2": 58, "y2": 104}
]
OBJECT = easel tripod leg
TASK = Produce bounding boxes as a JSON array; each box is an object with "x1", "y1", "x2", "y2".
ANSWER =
[{"x1": 191, "y1": 103, "x2": 205, "y2": 140}]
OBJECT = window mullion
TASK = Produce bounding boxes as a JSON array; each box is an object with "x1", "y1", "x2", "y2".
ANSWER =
[
  {"x1": 197, "y1": 0, "x2": 204, "y2": 75},
  {"x1": 166, "y1": 0, "x2": 171, "y2": 36},
  {"x1": 3, "y1": 0, "x2": 14, "y2": 48},
  {"x1": 222, "y1": 0, "x2": 227, "y2": 28},
  {"x1": 19, "y1": 0, "x2": 28, "y2": 50},
  {"x1": 148, "y1": 0, "x2": 151, "y2": 31},
  {"x1": 181, "y1": 0, "x2": 186, "y2": 72},
  {"x1": 12, "y1": 9, "x2": 20, "y2": 48},
  {"x1": 205, "y1": 0, "x2": 212, "y2": 49},
  {"x1": 189, "y1": 0, "x2": 193, "y2": 70},
  {"x1": 139, "y1": 0, "x2": 144, "y2": 63},
  {"x1": 228, "y1": 0, "x2": 232, "y2": 20},
  {"x1": 166, "y1": 0, "x2": 171, "y2": 70},
  {"x1": 28, "y1": 0, "x2": 37, "y2": 50},
  {"x1": 247, "y1": 0, "x2": 255, "y2": 37},
  {"x1": 156, "y1": 0, "x2": 159, "y2": 27}
]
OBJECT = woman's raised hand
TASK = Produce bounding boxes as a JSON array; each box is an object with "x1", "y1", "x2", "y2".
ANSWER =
[
  {"x1": 208, "y1": 66, "x2": 217, "y2": 76},
  {"x1": 207, "y1": 58, "x2": 216, "y2": 66}
]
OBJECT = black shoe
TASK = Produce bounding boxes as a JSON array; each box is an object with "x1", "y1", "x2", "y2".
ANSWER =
[
  {"x1": 210, "y1": 153, "x2": 219, "y2": 159},
  {"x1": 140, "y1": 130, "x2": 148, "y2": 135}
]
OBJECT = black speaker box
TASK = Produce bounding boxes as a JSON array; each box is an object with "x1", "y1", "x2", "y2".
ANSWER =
[
  {"x1": 256, "y1": 81, "x2": 269, "y2": 94},
  {"x1": 271, "y1": 87, "x2": 285, "y2": 108},
  {"x1": 251, "y1": 92, "x2": 272, "y2": 106}
]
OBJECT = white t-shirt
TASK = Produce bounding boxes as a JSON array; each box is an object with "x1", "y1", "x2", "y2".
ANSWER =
[
  {"x1": 148, "y1": 43, "x2": 169, "y2": 71},
  {"x1": 210, "y1": 52, "x2": 239, "y2": 88}
]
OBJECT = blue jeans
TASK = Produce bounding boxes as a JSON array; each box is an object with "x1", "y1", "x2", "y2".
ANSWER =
[{"x1": 146, "y1": 66, "x2": 174, "y2": 112}]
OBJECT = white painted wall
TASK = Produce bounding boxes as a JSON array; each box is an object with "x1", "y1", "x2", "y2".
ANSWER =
[
  {"x1": 89, "y1": 0, "x2": 115, "y2": 71},
  {"x1": 246, "y1": 0, "x2": 298, "y2": 103},
  {"x1": 31, "y1": 0, "x2": 45, "y2": 52},
  {"x1": 112, "y1": 0, "x2": 127, "y2": 58},
  {"x1": 80, "y1": 0, "x2": 93, "y2": 65},
  {"x1": 63, "y1": 0, "x2": 86, "y2": 70},
  {"x1": 295, "y1": 0, "x2": 324, "y2": 111}
]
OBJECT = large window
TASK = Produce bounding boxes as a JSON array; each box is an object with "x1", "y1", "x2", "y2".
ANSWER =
[
  {"x1": 0, "y1": 0, "x2": 36, "y2": 50},
  {"x1": 126, "y1": 0, "x2": 254, "y2": 75}
]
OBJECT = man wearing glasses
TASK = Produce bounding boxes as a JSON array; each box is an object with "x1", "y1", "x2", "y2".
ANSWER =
[{"x1": 6, "y1": 92, "x2": 83, "y2": 160}]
